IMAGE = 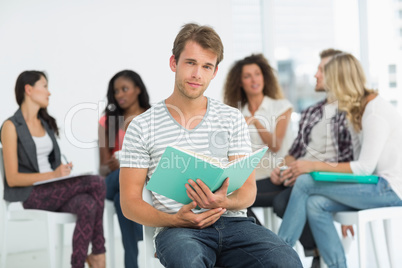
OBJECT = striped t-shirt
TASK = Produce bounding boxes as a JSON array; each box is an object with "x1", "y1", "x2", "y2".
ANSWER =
[{"x1": 120, "y1": 97, "x2": 252, "y2": 217}]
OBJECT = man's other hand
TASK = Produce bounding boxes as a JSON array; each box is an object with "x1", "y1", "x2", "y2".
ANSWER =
[
  {"x1": 185, "y1": 178, "x2": 229, "y2": 209},
  {"x1": 175, "y1": 201, "x2": 226, "y2": 229}
]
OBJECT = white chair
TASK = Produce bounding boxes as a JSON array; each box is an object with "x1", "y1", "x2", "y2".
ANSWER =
[
  {"x1": 262, "y1": 207, "x2": 279, "y2": 233},
  {"x1": 0, "y1": 147, "x2": 77, "y2": 268},
  {"x1": 333, "y1": 207, "x2": 402, "y2": 268},
  {"x1": 142, "y1": 187, "x2": 164, "y2": 268},
  {"x1": 104, "y1": 199, "x2": 116, "y2": 268}
]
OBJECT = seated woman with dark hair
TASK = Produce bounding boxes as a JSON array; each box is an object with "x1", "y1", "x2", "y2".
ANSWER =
[
  {"x1": 98, "y1": 70, "x2": 150, "y2": 268},
  {"x1": 1, "y1": 70, "x2": 106, "y2": 268}
]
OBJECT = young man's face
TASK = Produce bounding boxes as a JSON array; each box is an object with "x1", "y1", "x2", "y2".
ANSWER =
[
  {"x1": 314, "y1": 56, "x2": 332, "y2": 92},
  {"x1": 170, "y1": 41, "x2": 218, "y2": 100}
]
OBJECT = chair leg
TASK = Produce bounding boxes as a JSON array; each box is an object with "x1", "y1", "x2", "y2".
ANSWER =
[
  {"x1": 341, "y1": 233, "x2": 354, "y2": 254},
  {"x1": 262, "y1": 207, "x2": 279, "y2": 233},
  {"x1": 262, "y1": 207, "x2": 269, "y2": 229},
  {"x1": 384, "y1": 219, "x2": 396, "y2": 268},
  {"x1": 57, "y1": 224, "x2": 64, "y2": 268},
  {"x1": 356, "y1": 219, "x2": 367, "y2": 268},
  {"x1": 1, "y1": 213, "x2": 8, "y2": 268},
  {"x1": 370, "y1": 220, "x2": 391, "y2": 268},
  {"x1": 271, "y1": 211, "x2": 278, "y2": 233},
  {"x1": 262, "y1": 207, "x2": 274, "y2": 231},
  {"x1": 106, "y1": 202, "x2": 115, "y2": 268},
  {"x1": 47, "y1": 217, "x2": 57, "y2": 268}
]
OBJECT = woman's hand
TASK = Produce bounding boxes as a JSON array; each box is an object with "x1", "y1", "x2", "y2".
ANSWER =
[
  {"x1": 270, "y1": 167, "x2": 282, "y2": 185},
  {"x1": 341, "y1": 225, "x2": 355, "y2": 237},
  {"x1": 288, "y1": 160, "x2": 315, "y2": 178},
  {"x1": 244, "y1": 116, "x2": 256, "y2": 126},
  {"x1": 106, "y1": 157, "x2": 120, "y2": 171},
  {"x1": 54, "y1": 163, "x2": 73, "y2": 178},
  {"x1": 271, "y1": 166, "x2": 296, "y2": 186}
]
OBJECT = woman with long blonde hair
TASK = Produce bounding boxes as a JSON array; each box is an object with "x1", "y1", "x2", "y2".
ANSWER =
[{"x1": 277, "y1": 53, "x2": 402, "y2": 267}]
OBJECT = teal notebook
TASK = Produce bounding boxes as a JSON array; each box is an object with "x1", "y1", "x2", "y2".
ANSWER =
[
  {"x1": 146, "y1": 146, "x2": 268, "y2": 204},
  {"x1": 310, "y1": 171, "x2": 378, "y2": 184}
]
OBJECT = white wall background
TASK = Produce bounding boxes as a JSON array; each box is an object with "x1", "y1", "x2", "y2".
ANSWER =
[
  {"x1": 0, "y1": 0, "x2": 235, "y2": 253},
  {"x1": 0, "y1": 0, "x2": 235, "y2": 173},
  {"x1": 1, "y1": 1, "x2": 402, "y2": 267}
]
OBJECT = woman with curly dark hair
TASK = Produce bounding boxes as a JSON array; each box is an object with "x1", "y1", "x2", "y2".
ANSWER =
[{"x1": 223, "y1": 54, "x2": 293, "y2": 225}]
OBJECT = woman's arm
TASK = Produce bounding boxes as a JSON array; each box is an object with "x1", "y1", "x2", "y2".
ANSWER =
[
  {"x1": 247, "y1": 108, "x2": 292, "y2": 153},
  {"x1": 289, "y1": 160, "x2": 352, "y2": 175},
  {"x1": 288, "y1": 112, "x2": 390, "y2": 177},
  {"x1": 98, "y1": 123, "x2": 119, "y2": 176},
  {"x1": 349, "y1": 113, "x2": 389, "y2": 175},
  {"x1": 1, "y1": 120, "x2": 70, "y2": 186},
  {"x1": 278, "y1": 160, "x2": 352, "y2": 187}
]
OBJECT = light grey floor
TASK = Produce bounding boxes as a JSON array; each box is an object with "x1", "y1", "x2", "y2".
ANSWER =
[
  {"x1": 2, "y1": 238, "x2": 126, "y2": 268},
  {"x1": 3, "y1": 206, "x2": 401, "y2": 268},
  {"x1": 0, "y1": 238, "x2": 320, "y2": 268}
]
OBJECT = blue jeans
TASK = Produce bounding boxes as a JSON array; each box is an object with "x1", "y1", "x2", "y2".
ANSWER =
[
  {"x1": 248, "y1": 178, "x2": 317, "y2": 253},
  {"x1": 155, "y1": 216, "x2": 302, "y2": 268},
  {"x1": 106, "y1": 169, "x2": 143, "y2": 268},
  {"x1": 278, "y1": 174, "x2": 402, "y2": 268}
]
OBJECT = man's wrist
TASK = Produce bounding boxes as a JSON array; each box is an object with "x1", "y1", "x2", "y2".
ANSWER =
[
  {"x1": 223, "y1": 195, "x2": 237, "y2": 210},
  {"x1": 168, "y1": 212, "x2": 181, "y2": 227}
]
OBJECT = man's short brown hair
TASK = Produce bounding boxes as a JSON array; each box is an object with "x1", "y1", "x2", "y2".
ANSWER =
[
  {"x1": 319, "y1": 48, "x2": 343, "y2": 59},
  {"x1": 172, "y1": 23, "x2": 224, "y2": 67}
]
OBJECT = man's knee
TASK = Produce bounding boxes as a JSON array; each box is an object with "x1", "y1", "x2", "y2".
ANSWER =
[
  {"x1": 263, "y1": 245, "x2": 303, "y2": 267},
  {"x1": 156, "y1": 233, "x2": 215, "y2": 267}
]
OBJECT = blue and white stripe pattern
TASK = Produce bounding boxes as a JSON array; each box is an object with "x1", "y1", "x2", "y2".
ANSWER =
[{"x1": 120, "y1": 97, "x2": 252, "y2": 216}]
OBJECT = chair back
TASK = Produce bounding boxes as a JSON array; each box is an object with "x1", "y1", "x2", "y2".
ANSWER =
[
  {"x1": 0, "y1": 147, "x2": 5, "y2": 196},
  {"x1": 0, "y1": 147, "x2": 10, "y2": 210},
  {"x1": 0, "y1": 148, "x2": 29, "y2": 211}
]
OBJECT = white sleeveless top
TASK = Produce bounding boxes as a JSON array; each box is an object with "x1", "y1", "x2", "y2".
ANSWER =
[
  {"x1": 242, "y1": 96, "x2": 293, "y2": 180},
  {"x1": 32, "y1": 132, "x2": 53, "y2": 173}
]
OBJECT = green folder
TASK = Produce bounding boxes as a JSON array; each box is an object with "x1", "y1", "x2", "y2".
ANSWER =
[
  {"x1": 146, "y1": 146, "x2": 268, "y2": 204},
  {"x1": 310, "y1": 171, "x2": 378, "y2": 184}
]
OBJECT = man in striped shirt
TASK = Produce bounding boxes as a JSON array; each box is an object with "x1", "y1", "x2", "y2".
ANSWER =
[{"x1": 120, "y1": 23, "x2": 302, "y2": 267}]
